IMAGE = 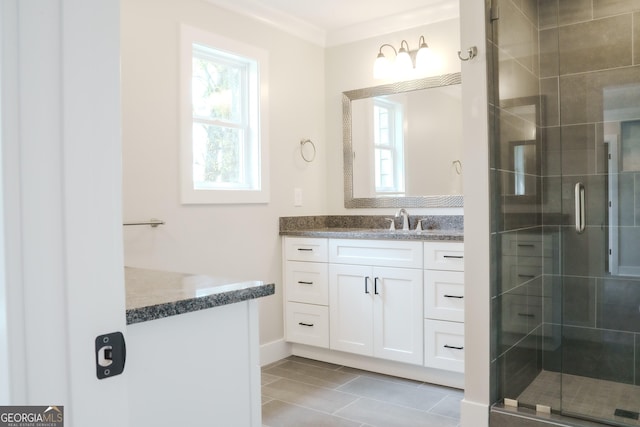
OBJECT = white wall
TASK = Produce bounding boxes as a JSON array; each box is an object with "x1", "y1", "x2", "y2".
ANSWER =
[
  {"x1": 459, "y1": 0, "x2": 491, "y2": 425},
  {"x1": 325, "y1": 19, "x2": 463, "y2": 216},
  {"x1": 121, "y1": 0, "x2": 326, "y2": 348}
]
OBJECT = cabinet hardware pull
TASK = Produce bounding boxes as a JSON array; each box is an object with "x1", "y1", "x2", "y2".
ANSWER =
[
  {"x1": 374, "y1": 277, "x2": 380, "y2": 295},
  {"x1": 297, "y1": 248, "x2": 313, "y2": 251},
  {"x1": 297, "y1": 281, "x2": 314, "y2": 285},
  {"x1": 364, "y1": 276, "x2": 370, "y2": 294},
  {"x1": 518, "y1": 244, "x2": 535, "y2": 248},
  {"x1": 443, "y1": 255, "x2": 463, "y2": 259},
  {"x1": 517, "y1": 313, "x2": 535, "y2": 318},
  {"x1": 444, "y1": 294, "x2": 464, "y2": 299},
  {"x1": 444, "y1": 345, "x2": 464, "y2": 350},
  {"x1": 298, "y1": 322, "x2": 314, "y2": 327},
  {"x1": 518, "y1": 274, "x2": 535, "y2": 278}
]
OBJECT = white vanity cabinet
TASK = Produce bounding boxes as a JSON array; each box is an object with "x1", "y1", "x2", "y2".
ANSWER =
[
  {"x1": 283, "y1": 237, "x2": 330, "y2": 348},
  {"x1": 282, "y1": 235, "x2": 465, "y2": 387},
  {"x1": 423, "y1": 241, "x2": 465, "y2": 373},
  {"x1": 328, "y1": 239, "x2": 424, "y2": 365}
]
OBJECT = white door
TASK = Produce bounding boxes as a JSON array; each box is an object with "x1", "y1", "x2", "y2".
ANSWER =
[
  {"x1": 329, "y1": 264, "x2": 373, "y2": 355},
  {"x1": 1, "y1": 1, "x2": 128, "y2": 426},
  {"x1": 373, "y1": 267, "x2": 423, "y2": 365}
]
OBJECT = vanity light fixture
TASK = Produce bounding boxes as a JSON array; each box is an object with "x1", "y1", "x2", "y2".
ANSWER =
[{"x1": 373, "y1": 36, "x2": 430, "y2": 79}]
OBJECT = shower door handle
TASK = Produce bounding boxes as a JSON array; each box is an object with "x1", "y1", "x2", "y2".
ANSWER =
[{"x1": 575, "y1": 182, "x2": 585, "y2": 234}]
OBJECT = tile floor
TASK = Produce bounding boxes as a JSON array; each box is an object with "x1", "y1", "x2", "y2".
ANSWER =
[
  {"x1": 518, "y1": 370, "x2": 640, "y2": 426},
  {"x1": 261, "y1": 356, "x2": 463, "y2": 427}
]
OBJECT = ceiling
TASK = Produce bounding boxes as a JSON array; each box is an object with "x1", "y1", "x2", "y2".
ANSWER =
[{"x1": 204, "y1": 0, "x2": 459, "y2": 47}]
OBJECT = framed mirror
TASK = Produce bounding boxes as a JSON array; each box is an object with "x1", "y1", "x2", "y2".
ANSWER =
[{"x1": 343, "y1": 73, "x2": 464, "y2": 208}]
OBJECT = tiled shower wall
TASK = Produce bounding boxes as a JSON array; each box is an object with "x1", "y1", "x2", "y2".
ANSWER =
[
  {"x1": 490, "y1": 0, "x2": 640, "y2": 410},
  {"x1": 539, "y1": 0, "x2": 640, "y2": 389}
]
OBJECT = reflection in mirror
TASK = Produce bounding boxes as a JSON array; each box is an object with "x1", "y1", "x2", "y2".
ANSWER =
[
  {"x1": 343, "y1": 73, "x2": 464, "y2": 208},
  {"x1": 605, "y1": 82, "x2": 640, "y2": 277}
]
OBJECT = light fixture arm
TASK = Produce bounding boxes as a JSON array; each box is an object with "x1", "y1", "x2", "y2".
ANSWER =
[
  {"x1": 377, "y1": 43, "x2": 397, "y2": 57},
  {"x1": 373, "y1": 36, "x2": 431, "y2": 79}
]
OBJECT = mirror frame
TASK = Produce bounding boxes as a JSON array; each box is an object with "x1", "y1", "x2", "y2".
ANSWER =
[{"x1": 343, "y1": 72, "x2": 464, "y2": 208}]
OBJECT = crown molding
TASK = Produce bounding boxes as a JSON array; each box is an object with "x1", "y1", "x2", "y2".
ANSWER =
[
  {"x1": 204, "y1": 0, "x2": 327, "y2": 46},
  {"x1": 204, "y1": 0, "x2": 459, "y2": 47},
  {"x1": 326, "y1": 2, "x2": 460, "y2": 47}
]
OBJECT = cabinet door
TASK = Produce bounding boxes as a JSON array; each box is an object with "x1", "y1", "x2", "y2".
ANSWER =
[
  {"x1": 329, "y1": 264, "x2": 373, "y2": 356},
  {"x1": 372, "y1": 267, "x2": 423, "y2": 365}
]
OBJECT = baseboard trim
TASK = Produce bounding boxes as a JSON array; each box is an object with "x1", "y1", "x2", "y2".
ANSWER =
[
  {"x1": 461, "y1": 399, "x2": 489, "y2": 427},
  {"x1": 291, "y1": 343, "x2": 464, "y2": 389},
  {"x1": 260, "y1": 338, "x2": 292, "y2": 366}
]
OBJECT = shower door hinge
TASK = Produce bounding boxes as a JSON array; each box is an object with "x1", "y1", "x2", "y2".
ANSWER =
[{"x1": 490, "y1": 5, "x2": 500, "y2": 21}]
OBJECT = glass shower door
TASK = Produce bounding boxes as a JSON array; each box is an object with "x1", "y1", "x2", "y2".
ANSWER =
[{"x1": 550, "y1": 2, "x2": 640, "y2": 425}]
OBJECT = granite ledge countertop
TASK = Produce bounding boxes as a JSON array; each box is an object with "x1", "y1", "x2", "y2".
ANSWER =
[
  {"x1": 279, "y1": 215, "x2": 464, "y2": 242},
  {"x1": 125, "y1": 267, "x2": 274, "y2": 325}
]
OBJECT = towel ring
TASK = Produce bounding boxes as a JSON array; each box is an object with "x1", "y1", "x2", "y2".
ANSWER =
[
  {"x1": 300, "y1": 139, "x2": 316, "y2": 162},
  {"x1": 453, "y1": 160, "x2": 462, "y2": 175}
]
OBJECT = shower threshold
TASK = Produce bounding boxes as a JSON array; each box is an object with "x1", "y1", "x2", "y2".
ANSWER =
[{"x1": 509, "y1": 370, "x2": 640, "y2": 426}]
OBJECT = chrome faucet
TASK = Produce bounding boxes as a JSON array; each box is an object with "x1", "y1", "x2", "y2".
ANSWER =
[{"x1": 395, "y1": 208, "x2": 410, "y2": 231}]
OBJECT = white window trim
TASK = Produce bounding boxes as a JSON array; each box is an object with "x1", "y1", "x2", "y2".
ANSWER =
[{"x1": 180, "y1": 24, "x2": 269, "y2": 204}]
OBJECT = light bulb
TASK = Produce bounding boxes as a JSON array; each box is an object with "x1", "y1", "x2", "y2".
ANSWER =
[
  {"x1": 415, "y1": 43, "x2": 430, "y2": 72},
  {"x1": 394, "y1": 49, "x2": 412, "y2": 75},
  {"x1": 373, "y1": 53, "x2": 390, "y2": 79}
]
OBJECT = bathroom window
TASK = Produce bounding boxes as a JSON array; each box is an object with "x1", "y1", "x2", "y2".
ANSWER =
[
  {"x1": 180, "y1": 25, "x2": 269, "y2": 204},
  {"x1": 373, "y1": 99, "x2": 405, "y2": 194}
]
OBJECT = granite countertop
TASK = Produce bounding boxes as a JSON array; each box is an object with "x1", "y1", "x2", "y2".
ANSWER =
[
  {"x1": 279, "y1": 215, "x2": 464, "y2": 242},
  {"x1": 125, "y1": 267, "x2": 274, "y2": 325},
  {"x1": 280, "y1": 227, "x2": 464, "y2": 241}
]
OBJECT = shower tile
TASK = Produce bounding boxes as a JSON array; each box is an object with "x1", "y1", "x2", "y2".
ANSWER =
[
  {"x1": 562, "y1": 325, "x2": 635, "y2": 384},
  {"x1": 560, "y1": 66, "x2": 640, "y2": 125},
  {"x1": 541, "y1": 126, "x2": 561, "y2": 176},
  {"x1": 520, "y1": 0, "x2": 538, "y2": 26},
  {"x1": 558, "y1": 0, "x2": 593, "y2": 25},
  {"x1": 538, "y1": 0, "x2": 558, "y2": 29},
  {"x1": 497, "y1": 53, "x2": 539, "y2": 103},
  {"x1": 542, "y1": 176, "x2": 562, "y2": 223},
  {"x1": 502, "y1": 333, "x2": 541, "y2": 399},
  {"x1": 562, "y1": 276, "x2": 596, "y2": 328},
  {"x1": 558, "y1": 15, "x2": 633, "y2": 75},
  {"x1": 596, "y1": 277, "x2": 640, "y2": 333},
  {"x1": 635, "y1": 12, "x2": 640, "y2": 65},
  {"x1": 495, "y1": 0, "x2": 537, "y2": 73},
  {"x1": 560, "y1": 125, "x2": 597, "y2": 175},
  {"x1": 593, "y1": 0, "x2": 640, "y2": 19},
  {"x1": 539, "y1": 28, "x2": 559, "y2": 78},
  {"x1": 540, "y1": 78, "x2": 559, "y2": 127},
  {"x1": 542, "y1": 323, "x2": 562, "y2": 372},
  {"x1": 561, "y1": 225, "x2": 607, "y2": 277}
]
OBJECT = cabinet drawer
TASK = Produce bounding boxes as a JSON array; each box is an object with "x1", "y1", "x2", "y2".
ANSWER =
[
  {"x1": 285, "y1": 302, "x2": 329, "y2": 348},
  {"x1": 424, "y1": 319, "x2": 464, "y2": 373},
  {"x1": 285, "y1": 237, "x2": 328, "y2": 262},
  {"x1": 329, "y1": 239, "x2": 423, "y2": 269},
  {"x1": 424, "y1": 242, "x2": 464, "y2": 271},
  {"x1": 424, "y1": 270, "x2": 464, "y2": 322},
  {"x1": 285, "y1": 261, "x2": 328, "y2": 305}
]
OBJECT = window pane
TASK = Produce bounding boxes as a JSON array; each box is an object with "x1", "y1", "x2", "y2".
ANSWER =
[
  {"x1": 192, "y1": 56, "x2": 243, "y2": 123},
  {"x1": 193, "y1": 123, "x2": 245, "y2": 188}
]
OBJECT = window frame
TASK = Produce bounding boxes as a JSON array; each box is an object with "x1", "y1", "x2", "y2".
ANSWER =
[
  {"x1": 372, "y1": 98, "x2": 405, "y2": 195},
  {"x1": 180, "y1": 24, "x2": 269, "y2": 204}
]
